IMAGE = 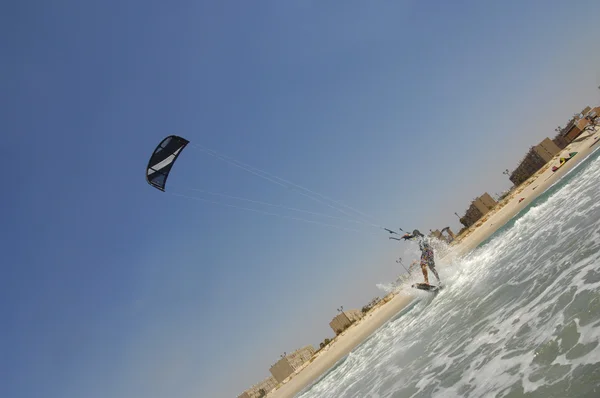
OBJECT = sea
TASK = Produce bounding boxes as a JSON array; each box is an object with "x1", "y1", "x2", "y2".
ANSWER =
[{"x1": 296, "y1": 147, "x2": 600, "y2": 398}]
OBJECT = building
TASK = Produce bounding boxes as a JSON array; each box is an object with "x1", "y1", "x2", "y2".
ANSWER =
[
  {"x1": 430, "y1": 229, "x2": 443, "y2": 240},
  {"x1": 269, "y1": 345, "x2": 316, "y2": 383},
  {"x1": 472, "y1": 192, "x2": 496, "y2": 215},
  {"x1": 586, "y1": 106, "x2": 600, "y2": 122},
  {"x1": 534, "y1": 138, "x2": 561, "y2": 162},
  {"x1": 509, "y1": 146, "x2": 546, "y2": 186},
  {"x1": 329, "y1": 309, "x2": 364, "y2": 335},
  {"x1": 238, "y1": 376, "x2": 278, "y2": 398},
  {"x1": 508, "y1": 135, "x2": 562, "y2": 186},
  {"x1": 553, "y1": 105, "x2": 598, "y2": 146},
  {"x1": 553, "y1": 135, "x2": 569, "y2": 149},
  {"x1": 460, "y1": 193, "x2": 497, "y2": 228},
  {"x1": 429, "y1": 227, "x2": 454, "y2": 243},
  {"x1": 460, "y1": 202, "x2": 483, "y2": 228},
  {"x1": 563, "y1": 118, "x2": 591, "y2": 143},
  {"x1": 441, "y1": 227, "x2": 455, "y2": 243},
  {"x1": 429, "y1": 228, "x2": 454, "y2": 243}
]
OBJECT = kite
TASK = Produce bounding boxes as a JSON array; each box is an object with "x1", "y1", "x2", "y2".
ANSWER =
[{"x1": 146, "y1": 135, "x2": 189, "y2": 191}]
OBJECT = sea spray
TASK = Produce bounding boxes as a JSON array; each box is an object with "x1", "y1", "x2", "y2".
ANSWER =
[{"x1": 378, "y1": 238, "x2": 453, "y2": 294}]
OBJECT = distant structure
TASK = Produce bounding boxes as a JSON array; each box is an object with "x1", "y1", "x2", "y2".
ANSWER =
[
  {"x1": 553, "y1": 106, "x2": 600, "y2": 148},
  {"x1": 429, "y1": 229, "x2": 443, "y2": 240},
  {"x1": 460, "y1": 193, "x2": 497, "y2": 228},
  {"x1": 535, "y1": 138, "x2": 562, "y2": 162},
  {"x1": 429, "y1": 227, "x2": 455, "y2": 243},
  {"x1": 441, "y1": 227, "x2": 456, "y2": 243},
  {"x1": 329, "y1": 309, "x2": 364, "y2": 335},
  {"x1": 561, "y1": 118, "x2": 591, "y2": 143},
  {"x1": 269, "y1": 345, "x2": 316, "y2": 383},
  {"x1": 509, "y1": 137, "x2": 561, "y2": 186},
  {"x1": 587, "y1": 106, "x2": 600, "y2": 123},
  {"x1": 238, "y1": 376, "x2": 278, "y2": 398}
]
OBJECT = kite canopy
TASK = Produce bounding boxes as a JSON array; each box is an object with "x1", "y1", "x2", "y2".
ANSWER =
[{"x1": 146, "y1": 135, "x2": 189, "y2": 191}]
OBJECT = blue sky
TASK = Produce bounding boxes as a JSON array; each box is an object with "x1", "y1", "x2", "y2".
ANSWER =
[{"x1": 2, "y1": 1, "x2": 600, "y2": 397}]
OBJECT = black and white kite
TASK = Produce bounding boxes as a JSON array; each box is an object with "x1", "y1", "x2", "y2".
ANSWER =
[{"x1": 146, "y1": 135, "x2": 189, "y2": 191}]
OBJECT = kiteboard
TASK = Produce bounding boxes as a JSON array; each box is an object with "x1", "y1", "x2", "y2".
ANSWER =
[{"x1": 412, "y1": 283, "x2": 442, "y2": 292}]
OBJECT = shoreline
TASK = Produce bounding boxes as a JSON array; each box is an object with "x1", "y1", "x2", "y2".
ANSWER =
[
  {"x1": 267, "y1": 293, "x2": 413, "y2": 398},
  {"x1": 444, "y1": 126, "x2": 600, "y2": 260},
  {"x1": 266, "y1": 127, "x2": 600, "y2": 398}
]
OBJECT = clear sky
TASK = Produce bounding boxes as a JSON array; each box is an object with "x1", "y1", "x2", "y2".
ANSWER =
[{"x1": 2, "y1": 1, "x2": 600, "y2": 397}]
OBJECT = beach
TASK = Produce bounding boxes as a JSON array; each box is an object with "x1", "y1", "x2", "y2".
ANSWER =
[
  {"x1": 267, "y1": 293, "x2": 414, "y2": 398},
  {"x1": 446, "y1": 126, "x2": 600, "y2": 259},
  {"x1": 267, "y1": 126, "x2": 600, "y2": 398}
]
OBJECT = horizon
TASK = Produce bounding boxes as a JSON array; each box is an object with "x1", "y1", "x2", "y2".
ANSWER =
[{"x1": 3, "y1": 1, "x2": 600, "y2": 397}]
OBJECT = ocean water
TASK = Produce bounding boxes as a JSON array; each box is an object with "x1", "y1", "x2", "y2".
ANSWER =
[{"x1": 296, "y1": 148, "x2": 600, "y2": 398}]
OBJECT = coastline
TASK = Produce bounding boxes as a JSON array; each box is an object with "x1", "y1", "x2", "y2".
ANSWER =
[
  {"x1": 444, "y1": 126, "x2": 600, "y2": 260},
  {"x1": 266, "y1": 127, "x2": 600, "y2": 398},
  {"x1": 267, "y1": 293, "x2": 414, "y2": 398}
]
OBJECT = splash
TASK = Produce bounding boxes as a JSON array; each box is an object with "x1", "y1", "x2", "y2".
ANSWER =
[{"x1": 379, "y1": 237, "x2": 453, "y2": 294}]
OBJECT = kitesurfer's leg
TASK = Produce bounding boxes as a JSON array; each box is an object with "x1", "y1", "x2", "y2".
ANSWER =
[
  {"x1": 429, "y1": 264, "x2": 441, "y2": 283},
  {"x1": 420, "y1": 261, "x2": 429, "y2": 284},
  {"x1": 422, "y1": 248, "x2": 440, "y2": 285}
]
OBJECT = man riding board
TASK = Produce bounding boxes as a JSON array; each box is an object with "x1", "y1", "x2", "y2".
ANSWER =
[{"x1": 402, "y1": 229, "x2": 442, "y2": 286}]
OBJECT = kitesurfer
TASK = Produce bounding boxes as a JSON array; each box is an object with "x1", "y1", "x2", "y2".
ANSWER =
[{"x1": 402, "y1": 229, "x2": 442, "y2": 285}]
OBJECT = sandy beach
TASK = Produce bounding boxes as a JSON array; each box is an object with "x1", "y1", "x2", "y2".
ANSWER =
[
  {"x1": 267, "y1": 126, "x2": 600, "y2": 398},
  {"x1": 267, "y1": 293, "x2": 414, "y2": 398},
  {"x1": 445, "y1": 125, "x2": 600, "y2": 259}
]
